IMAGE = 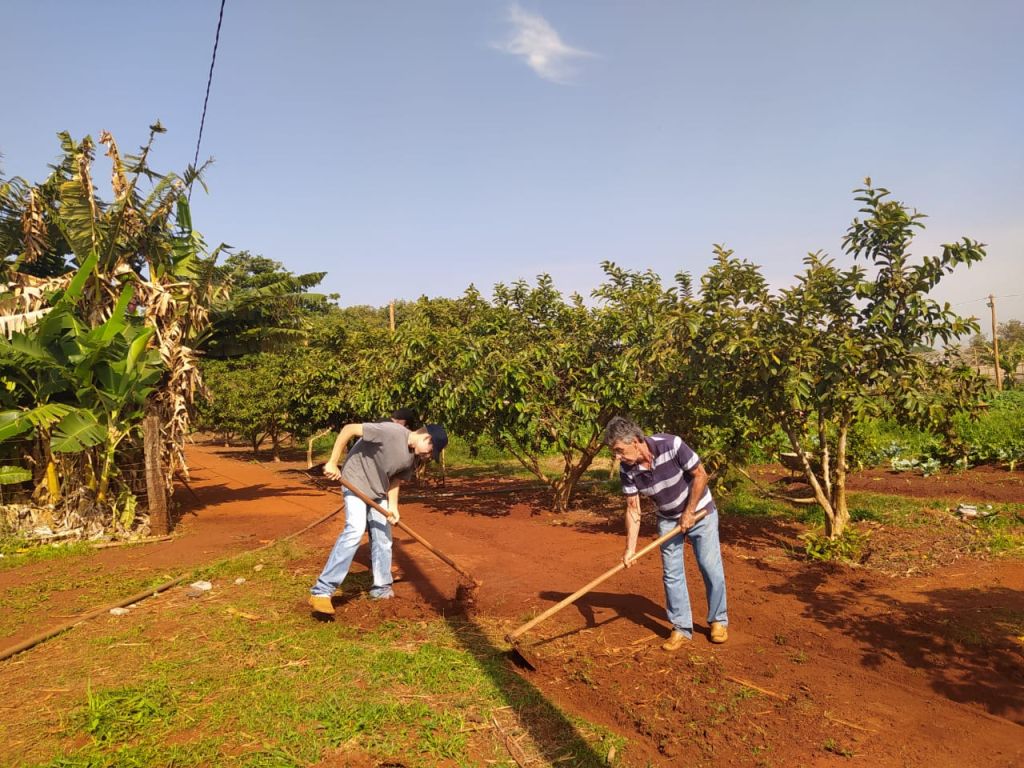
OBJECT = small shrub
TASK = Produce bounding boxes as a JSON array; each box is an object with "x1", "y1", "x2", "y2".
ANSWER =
[{"x1": 800, "y1": 527, "x2": 869, "y2": 563}]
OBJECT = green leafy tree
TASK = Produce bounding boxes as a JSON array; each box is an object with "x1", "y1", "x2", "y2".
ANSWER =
[
  {"x1": 739, "y1": 182, "x2": 986, "y2": 538},
  {"x1": 654, "y1": 248, "x2": 775, "y2": 475},
  {"x1": 198, "y1": 354, "x2": 295, "y2": 460},
  {"x1": 360, "y1": 274, "x2": 673, "y2": 512},
  {"x1": 0, "y1": 255, "x2": 163, "y2": 506}
]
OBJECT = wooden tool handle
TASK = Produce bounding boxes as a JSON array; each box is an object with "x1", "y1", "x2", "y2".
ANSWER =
[
  {"x1": 337, "y1": 477, "x2": 481, "y2": 586},
  {"x1": 506, "y1": 509, "x2": 709, "y2": 642}
]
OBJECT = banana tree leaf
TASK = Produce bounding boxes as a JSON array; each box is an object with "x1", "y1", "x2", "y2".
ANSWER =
[
  {"x1": 0, "y1": 411, "x2": 31, "y2": 441},
  {"x1": 51, "y1": 410, "x2": 107, "y2": 453},
  {"x1": 24, "y1": 403, "x2": 74, "y2": 430},
  {"x1": 94, "y1": 284, "x2": 135, "y2": 342},
  {"x1": 0, "y1": 465, "x2": 32, "y2": 485},
  {"x1": 0, "y1": 334, "x2": 59, "y2": 365},
  {"x1": 125, "y1": 326, "x2": 155, "y2": 373},
  {"x1": 59, "y1": 251, "x2": 98, "y2": 305}
]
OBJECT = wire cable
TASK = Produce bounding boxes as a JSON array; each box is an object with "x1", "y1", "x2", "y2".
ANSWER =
[
  {"x1": 189, "y1": 0, "x2": 227, "y2": 201},
  {"x1": 950, "y1": 293, "x2": 1024, "y2": 307}
]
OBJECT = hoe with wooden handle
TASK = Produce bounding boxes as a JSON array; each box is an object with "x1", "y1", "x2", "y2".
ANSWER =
[
  {"x1": 505, "y1": 508, "x2": 709, "y2": 670},
  {"x1": 336, "y1": 476, "x2": 482, "y2": 607}
]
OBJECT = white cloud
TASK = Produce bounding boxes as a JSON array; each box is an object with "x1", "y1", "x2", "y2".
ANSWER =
[{"x1": 493, "y1": 4, "x2": 595, "y2": 84}]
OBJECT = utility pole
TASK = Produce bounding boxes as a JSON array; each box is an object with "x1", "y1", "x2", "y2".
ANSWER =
[
  {"x1": 988, "y1": 294, "x2": 1002, "y2": 391},
  {"x1": 389, "y1": 300, "x2": 395, "y2": 333}
]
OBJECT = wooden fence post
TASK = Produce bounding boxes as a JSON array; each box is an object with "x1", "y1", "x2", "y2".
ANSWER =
[{"x1": 143, "y1": 414, "x2": 170, "y2": 535}]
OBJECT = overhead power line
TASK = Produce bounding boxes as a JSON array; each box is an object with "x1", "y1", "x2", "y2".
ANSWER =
[
  {"x1": 951, "y1": 293, "x2": 1023, "y2": 307},
  {"x1": 189, "y1": 0, "x2": 227, "y2": 201}
]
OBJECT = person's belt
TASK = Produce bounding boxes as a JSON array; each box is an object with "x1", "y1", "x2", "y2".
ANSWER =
[{"x1": 656, "y1": 500, "x2": 713, "y2": 520}]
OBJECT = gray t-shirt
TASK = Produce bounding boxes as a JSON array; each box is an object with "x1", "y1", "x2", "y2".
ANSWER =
[{"x1": 341, "y1": 422, "x2": 416, "y2": 499}]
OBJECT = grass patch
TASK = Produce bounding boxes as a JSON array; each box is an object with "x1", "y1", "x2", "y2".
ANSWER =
[
  {"x1": 718, "y1": 485, "x2": 788, "y2": 519},
  {"x1": 80, "y1": 681, "x2": 177, "y2": 744},
  {"x1": 0, "y1": 536, "x2": 94, "y2": 571},
  {"x1": 18, "y1": 542, "x2": 629, "y2": 768},
  {"x1": 0, "y1": 567, "x2": 186, "y2": 640},
  {"x1": 973, "y1": 508, "x2": 1024, "y2": 556}
]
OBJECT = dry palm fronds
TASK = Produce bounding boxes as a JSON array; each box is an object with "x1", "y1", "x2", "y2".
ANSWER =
[
  {"x1": 0, "y1": 308, "x2": 51, "y2": 338},
  {"x1": 20, "y1": 189, "x2": 49, "y2": 264}
]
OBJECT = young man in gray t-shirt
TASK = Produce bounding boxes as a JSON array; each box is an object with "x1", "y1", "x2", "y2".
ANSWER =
[{"x1": 309, "y1": 420, "x2": 447, "y2": 614}]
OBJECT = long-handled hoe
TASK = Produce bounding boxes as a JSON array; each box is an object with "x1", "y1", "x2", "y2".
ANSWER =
[
  {"x1": 505, "y1": 509, "x2": 709, "y2": 670},
  {"x1": 336, "y1": 477, "x2": 482, "y2": 610}
]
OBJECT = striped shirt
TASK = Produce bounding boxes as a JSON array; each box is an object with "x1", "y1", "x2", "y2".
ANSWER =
[{"x1": 619, "y1": 434, "x2": 713, "y2": 519}]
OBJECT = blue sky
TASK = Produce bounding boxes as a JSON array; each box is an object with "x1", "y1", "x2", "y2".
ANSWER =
[{"x1": 4, "y1": 1, "x2": 1023, "y2": 325}]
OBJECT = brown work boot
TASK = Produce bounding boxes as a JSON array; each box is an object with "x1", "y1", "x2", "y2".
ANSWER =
[
  {"x1": 308, "y1": 594, "x2": 335, "y2": 615},
  {"x1": 710, "y1": 622, "x2": 728, "y2": 644},
  {"x1": 661, "y1": 630, "x2": 690, "y2": 651}
]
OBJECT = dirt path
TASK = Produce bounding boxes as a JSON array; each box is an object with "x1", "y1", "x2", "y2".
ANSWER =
[
  {"x1": 0, "y1": 446, "x2": 340, "y2": 650},
  {"x1": 2, "y1": 445, "x2": 1022, "y2": 766}
]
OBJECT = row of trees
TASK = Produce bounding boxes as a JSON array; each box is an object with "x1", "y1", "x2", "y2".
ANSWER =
[
  {"x1": 5, "y1": 131, "x2": 983, "y2": 544},
  {"x1": 199, "y1": 182, "x2": 988, "y2": 539}
]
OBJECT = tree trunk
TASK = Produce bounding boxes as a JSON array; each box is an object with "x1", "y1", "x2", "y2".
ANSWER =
[
  {"x1": 551, "y1": 440, "x2": 603, "y2": 513},
  {"x1": 785, "y1": 427, "x2": 837, "y2": 527},
  {"x1": 97, "y1": 440, "x2": 117, "y2": 503},
  {"x1": 306, "y1": 429, "x2": 332, "y2": 469},
  {"x1": 827, "y1": 420, "x2": 851, "y2": 539},
  {"x1": 31, "y1": 434, "x2": 61, "y2": 505},
  {"x1": 143, "y1": 413, "x2": 170, "y2": 535},
  {"x1": 817, "y1": 414, "x2": 832, "y2": 501}
]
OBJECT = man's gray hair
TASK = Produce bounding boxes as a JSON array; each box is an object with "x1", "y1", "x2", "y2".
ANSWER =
[{"x1": 604, "y1": 416, "x2": 646, "y2": 446}]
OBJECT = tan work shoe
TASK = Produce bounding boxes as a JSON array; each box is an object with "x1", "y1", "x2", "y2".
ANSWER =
[
  {"x1": 308, "y1": 595, "x2": 335, "y2": 615},
  {"x1": 710, "y1": 622, "x2": 728, "y2": 644},
  {"x1": 661, "y1": 630, "x2": 690, "y2": 651}
]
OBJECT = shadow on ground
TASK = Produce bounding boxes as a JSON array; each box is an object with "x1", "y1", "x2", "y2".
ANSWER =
[
  {"x1": 388, "y1": 546, "x2": 620, "y2": 765},
  {"x1": 762, "y1": 561, "x2": 1024, "y2": 722}
]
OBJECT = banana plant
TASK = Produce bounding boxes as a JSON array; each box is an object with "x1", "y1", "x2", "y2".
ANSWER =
[
  {"x1": 2, "y1": 127, "x2": 220, "y2": 525},
  {"x1": 0, "y1": 252, "x2": 161, "y2": 503},
  {"x1": 67, "y1": 282, "x2": 162, "y2": 501},
  {"x1": 0, "y1": 253, "x2": 101, "y2": 501}
]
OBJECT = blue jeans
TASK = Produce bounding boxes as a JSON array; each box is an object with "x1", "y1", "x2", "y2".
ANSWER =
[
  {"x1": 311, "y1": 490, "x2": 394, "y2": 598},
  {"x1": 658, "y1": 505, "x2": 728, "y2": 637}
]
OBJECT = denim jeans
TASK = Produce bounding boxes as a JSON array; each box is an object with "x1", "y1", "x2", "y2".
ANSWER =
[
  {"x1": 311, "y1": 490, "x2": 394, "y2": 598},
  {"x1": 658, "y1": 505, "x2": 728, "y2": 637}
]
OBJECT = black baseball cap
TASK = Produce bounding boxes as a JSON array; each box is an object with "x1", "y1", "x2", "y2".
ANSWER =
[{"x1": 425, "y1": 424, "x2": 448, "y2": 459}]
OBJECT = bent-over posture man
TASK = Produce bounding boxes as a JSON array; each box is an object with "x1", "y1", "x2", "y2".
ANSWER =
[
  {"x1": 605, "y1": 416, "x2": 728, "y2": 648},
  {"x1": 309, "y1": 420, "x2": 447, "y2": 614}
]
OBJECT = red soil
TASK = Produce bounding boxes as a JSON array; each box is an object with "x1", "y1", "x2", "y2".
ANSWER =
[
  {"x1": 2, "y1": 445, "x2": 1022, "y2": 767},
  {"x1": 754, "y1": 462, "x2": 1024, "y2": 504}
]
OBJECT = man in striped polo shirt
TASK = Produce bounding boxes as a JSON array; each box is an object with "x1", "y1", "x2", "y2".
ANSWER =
[{"x1": 605, "y1": 416, "x2": 728, "y2": 649}]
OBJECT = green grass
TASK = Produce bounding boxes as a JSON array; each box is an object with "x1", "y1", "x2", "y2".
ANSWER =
[
  {"x1": 80, "y1": 681, "x2": 177, "y2": 744},
  {"x1": 20, "y1": 541, "x2": 629, "y2": 768},
  {"x1": 973, "y1": 507, "x2": 1024, "y2": 556},
  {"x1": 0, "y1": 536, "x2": 94, "y2": 571},
  {"x1": 717, "y1": 484, "x2": 788, "y2": 519}
]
